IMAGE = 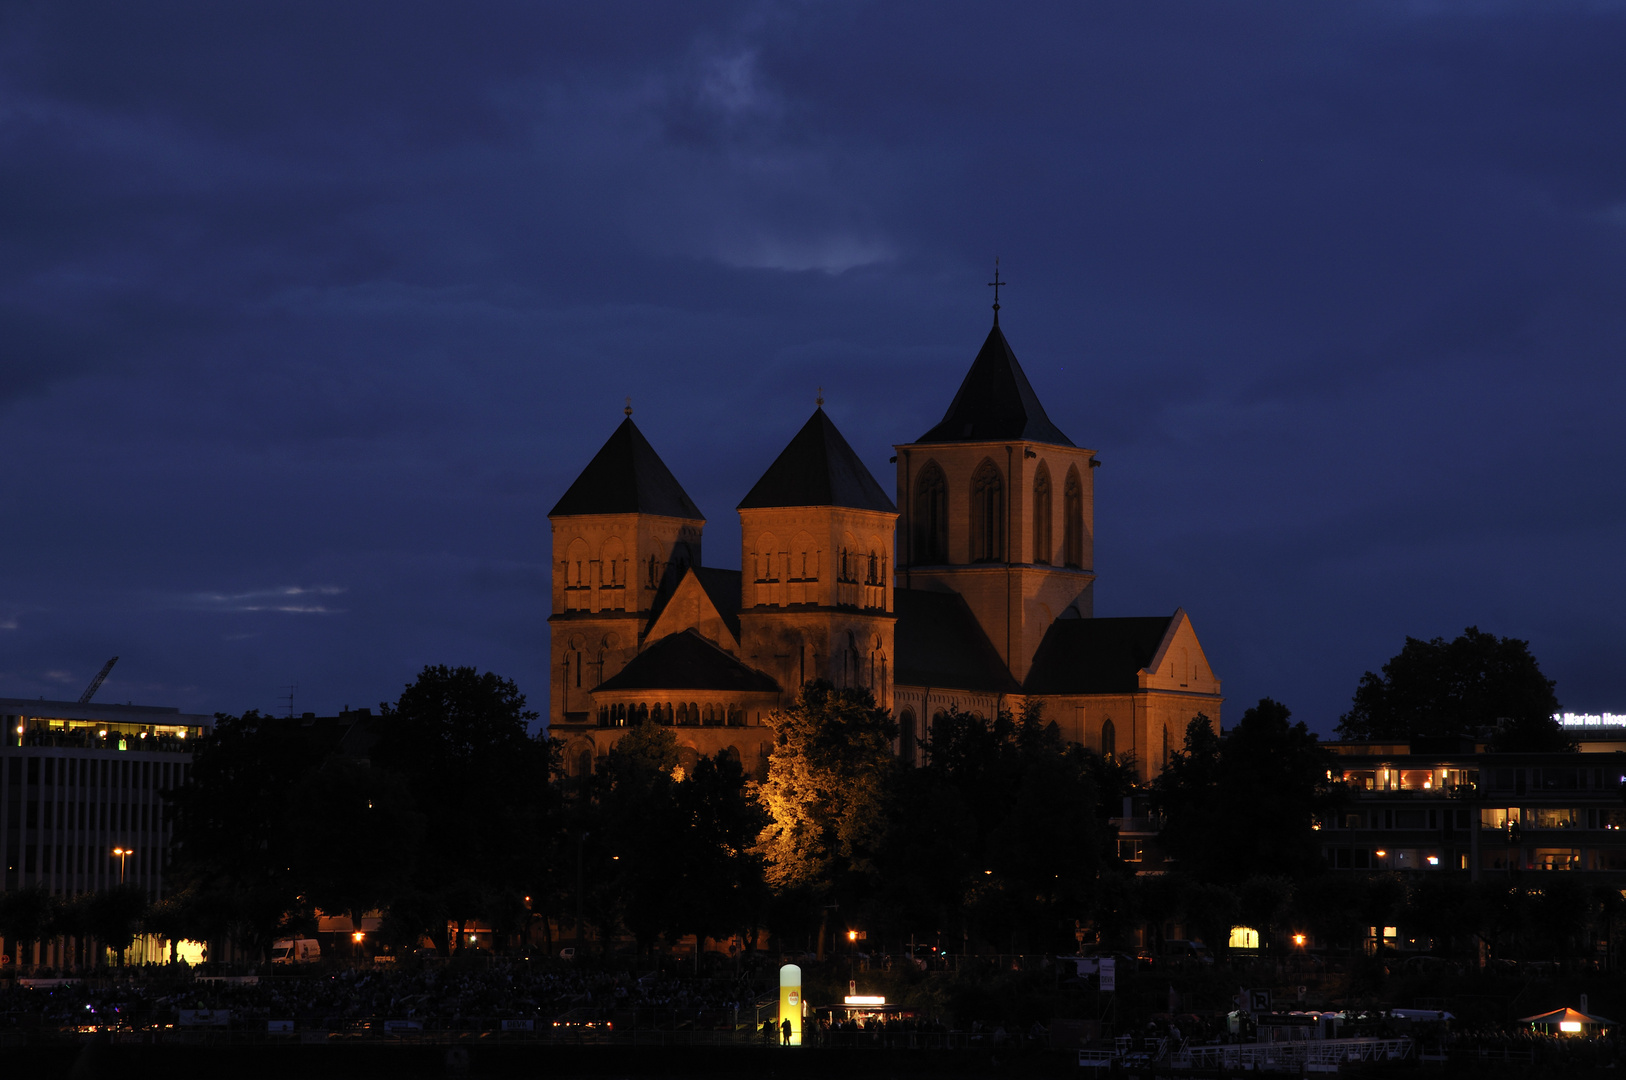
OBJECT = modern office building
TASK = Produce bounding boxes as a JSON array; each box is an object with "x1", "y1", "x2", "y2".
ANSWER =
[{"x1": 1, "y1": 697, "x2": 212, "y2": 904}]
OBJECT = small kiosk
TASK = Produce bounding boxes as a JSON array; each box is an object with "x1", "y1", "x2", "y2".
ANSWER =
[
  {"x1": 1520, "y1": 1007, "x2": 1615, "y2": 1035},
  {"x1": 813, "y1": 995, "x2": 922, "y2": 1047}
]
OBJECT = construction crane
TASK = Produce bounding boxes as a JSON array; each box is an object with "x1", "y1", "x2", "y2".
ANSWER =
[{"x1": 78, "y1": 656, "x2": 118, "y2": 703}]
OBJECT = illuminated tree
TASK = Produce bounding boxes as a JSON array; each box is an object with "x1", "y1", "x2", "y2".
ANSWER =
[{"x1": 758, "y1": 681, "x2": 897, "y2": 896}]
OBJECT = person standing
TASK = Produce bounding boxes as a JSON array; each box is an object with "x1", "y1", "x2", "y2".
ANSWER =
[{"x1": 782, "y1": 1017, "x2": 793, "y2": 1045}]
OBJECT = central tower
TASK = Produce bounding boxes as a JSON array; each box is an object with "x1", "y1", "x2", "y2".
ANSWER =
[
  {"x1": 737, "y1": 407, "x2": 898, "y2": 707},
  {"x1": 894, "y1": 319, "x2": 1096, "y2": 683}
]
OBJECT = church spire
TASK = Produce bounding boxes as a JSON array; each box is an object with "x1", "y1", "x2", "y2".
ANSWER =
[{"x1": 914, "y1": 322, "x2": 1074, "y2": 446}]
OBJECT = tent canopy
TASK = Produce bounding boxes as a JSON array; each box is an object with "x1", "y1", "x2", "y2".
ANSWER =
[{"x1": 1520, "y1": 1007, "x2": 1615, "y2": 1026}]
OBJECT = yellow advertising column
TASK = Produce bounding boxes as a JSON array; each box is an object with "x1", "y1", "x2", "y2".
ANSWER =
[{"x1": 778, "y1": 963, "x2": 803, "y2": 1046}]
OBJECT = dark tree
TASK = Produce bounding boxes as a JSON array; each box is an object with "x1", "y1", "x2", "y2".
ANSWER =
[
  {"x1": 286, "y1": 756, "x2": 422, "y2": 934},
  {"x1": 588, "y1": 722, "x2": 682, "y2": 954},
  {"x1": 372, "y1": 666, "x2": 555, "y2": 952},
  {"x1": 1153, "y1": 701, "x2": 1341, "y2": 883},
  {"x1": 1182, "y1": 881, "x2": 1240, "y2": 960},
  {"x1": 1337, "y1": 626, "x2": 1568, "y2": 750},
  {"x1": 871, "y1": 703, "x2": 1102, "y2": 954},
  {"x1": 1148, "y1": 714, "x2": 1223, "y2": 878},
  {"x1": 667, "y1": 752, "x2": 770, "y2": 964},
  {"x1": 87, "y1": 885, "x2": 150, "y2": 965},
  {"x1": 0, "y1": 886, "x2": 57, "y2": 970},
  {"x1": 167, "y1": 710, "x2": 312, "y2": 959},
  {"x1": 1237, "y1": 875, "x2": 1294, "y2": 955}
]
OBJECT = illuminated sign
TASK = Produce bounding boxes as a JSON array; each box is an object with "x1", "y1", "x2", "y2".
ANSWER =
[
  {"x1": 1560, "y1": 1021, "x2": 1583, "y2": 1033},
  {"x1": 1556, "y1": 712, "x2": 1626, "y2": 728},
  {"x1": 844, "y1": 995, "x2": 886, "y2": 1005}
]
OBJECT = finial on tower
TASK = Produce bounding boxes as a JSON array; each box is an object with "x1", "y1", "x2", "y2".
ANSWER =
[
  {"x1": 624, "y1": 396, "x2": 633, "y2": 418},
  {"x1": 816, "y1": 387, "x2": 824, "y2": 407},
  {"x1": 988, "y1": 257, "x2": 1005, "y2": 324}
]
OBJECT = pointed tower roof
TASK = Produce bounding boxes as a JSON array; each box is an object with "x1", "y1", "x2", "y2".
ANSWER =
[
  {"x1": 738, "y1": 408, "x2": 896, "y2": 513},
  {"x1": 549, "y1": 417, "x2": 703, "y2": 519},
  {"x1": 916, "y1": 322, "x2": 1074, "y2": 446}
]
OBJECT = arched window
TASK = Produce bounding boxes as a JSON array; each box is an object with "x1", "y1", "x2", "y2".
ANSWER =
[
  {"x1": 689, "y1": 701, "x2": 700, "y2": 726},
  {"x1": 721, "y1": 745, "x2": 742, "y2": 769},
  {"x1": 575, "y1": 749, "x2": 593, "y2": 777},
  {"x1": 726, "y1": 706, "x2": 744, "y2": 727},
  {"x1": 971, "y1": 459, "x2": 1004, "y2": 562},
  {"x1": 913, "y1": 461, "x2": 948, "y2": 564},
  {"x1": 1032, "y1": 464, "x2": 1052, "y2": 565},
  {"x1": 1063, "y1": 467, "x2": 1084, "y2": 568},
  {"x1": 1101, "y1": 718, "x2": 1116, "y2": 759},
  {"x1": 635, "y1": 702, "x2": 648, "y2": 724},
  {"x1": 899, "y1": 710, "x2": 917, "y2": 766}
]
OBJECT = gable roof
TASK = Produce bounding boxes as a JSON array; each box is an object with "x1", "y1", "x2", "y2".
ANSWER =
[
  {"x1": 916, "y1": 322, "x2": 1075, "y2": 446},
  {"x1": 646, "y1": 565, "x2": 742, "y2": 643},
  {"x1": 738, "y1": 408, "x2": 896, "y2": 513},
  {"x1": 549, "y1": 417, "x2": 704, "y2": 519},
  {"x1": 1022, "y1": 614, "x2": 1178, "y2": 695},
  {"x1": 894, "y1": 588, "x2": 1020, "y2": 694},
  {"x1": 594, "y1": 628, "x2": 780, "y2": 694}
]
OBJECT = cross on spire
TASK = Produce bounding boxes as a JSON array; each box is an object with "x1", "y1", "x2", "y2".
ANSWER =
[
  {"x1": 624, "y1": 396, "x2": 633, "y2": 418},
  {"x1": 988, "y1": 257, "x2": 1005, "y2": 324},
  {"x1": 816, "y1": 387, "x2": 824, "y2": 407}
]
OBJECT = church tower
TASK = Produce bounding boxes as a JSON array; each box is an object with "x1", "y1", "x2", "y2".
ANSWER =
[
  {"x1": 547, "y1": 413, "x2": 705, "y2": 726},
  {"x1": 894, "y1": 317, "x2": 1096, "y2": 683},
  {"x1": 737, "y1": 407, "x2": 898, "y2": 708}
]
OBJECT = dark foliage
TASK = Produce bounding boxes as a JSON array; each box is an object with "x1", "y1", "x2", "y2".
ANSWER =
[
  {"x1": 1153, "y1": 700, "x2": 1342, "y2": 884},
  {"x1": 1337, "y1": 626, "x2": 1567, "y2": 750}
]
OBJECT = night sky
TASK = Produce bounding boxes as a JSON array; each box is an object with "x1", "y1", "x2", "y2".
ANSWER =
[{"x1": 2, "y1": 3, "x2": 1622, "y2": 735}]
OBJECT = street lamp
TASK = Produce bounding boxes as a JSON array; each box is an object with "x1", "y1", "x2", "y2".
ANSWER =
[{"x1": 112, "y1": 847, "x2": 132, "y2": 885}]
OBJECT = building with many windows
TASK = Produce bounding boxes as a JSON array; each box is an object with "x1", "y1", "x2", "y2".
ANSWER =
[
  {"x1": 1320, "y1": 738, "x2": 1626, "y2": 878},
  {"x1": 547, "y1": 312, "x2": 1225, "y2": 778},
  {"x1": 2, "y1": 698, "x2": 210, "y2": 916}
]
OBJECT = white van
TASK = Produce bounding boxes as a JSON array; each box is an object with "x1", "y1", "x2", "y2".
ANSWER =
[{"x1": 271, "y1": 937, "x2": 321, "y2": 964}]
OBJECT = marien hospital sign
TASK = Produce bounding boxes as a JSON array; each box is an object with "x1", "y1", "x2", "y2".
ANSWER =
[{"x1": 1556, "y1": 712, "x2": 1626, "y2": 728}]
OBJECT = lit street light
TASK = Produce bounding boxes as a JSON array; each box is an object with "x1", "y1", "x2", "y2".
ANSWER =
[{"x1": 112, "y1": 847, "x2": 132, "y2": 885}]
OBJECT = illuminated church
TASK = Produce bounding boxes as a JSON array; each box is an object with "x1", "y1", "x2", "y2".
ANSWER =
[{"x1": 547, "y1": 310, "x2": 1223, "y2": 779}]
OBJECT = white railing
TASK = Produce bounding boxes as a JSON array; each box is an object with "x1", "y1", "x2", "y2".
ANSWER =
[{"x1": 1173, "y1": 1037, "x2": 1412, "y2": 1072}]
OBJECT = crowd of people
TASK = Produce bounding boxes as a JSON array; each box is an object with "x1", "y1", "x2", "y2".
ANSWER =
[
  {"x1": 1, "y1": 957, "x2": 1621, "y2": 1064},
  {"x1": 0, "y1": 962, "x2": 761, "y2": 1034}
]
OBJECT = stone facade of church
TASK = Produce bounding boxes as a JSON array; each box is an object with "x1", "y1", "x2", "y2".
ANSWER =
[{"x1": 546, "y1": 317, "x2": 1223, "y2": 780}]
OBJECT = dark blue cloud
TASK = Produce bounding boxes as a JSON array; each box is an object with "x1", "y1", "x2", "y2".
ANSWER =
[{"x1": 0, "y1": 2, "x2": 1622, "y2": 731}]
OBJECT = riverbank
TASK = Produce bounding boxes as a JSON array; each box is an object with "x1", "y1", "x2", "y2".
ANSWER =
[{"x1": 19, "y1": 1041, "x2": 1082, "y2": 1079}]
